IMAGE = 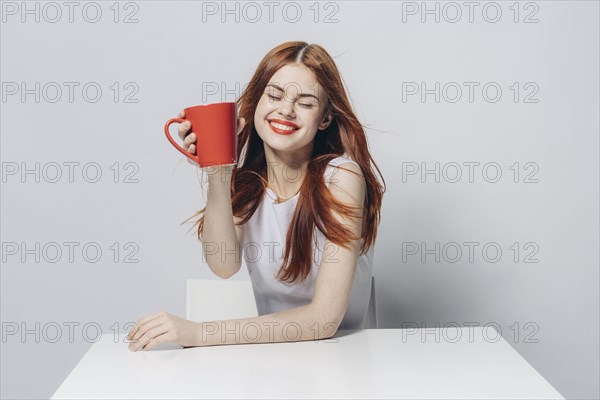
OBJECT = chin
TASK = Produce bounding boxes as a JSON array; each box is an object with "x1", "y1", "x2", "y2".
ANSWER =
[{"x1": 264, "y1": 139, "x2": 300, "y2": 153}]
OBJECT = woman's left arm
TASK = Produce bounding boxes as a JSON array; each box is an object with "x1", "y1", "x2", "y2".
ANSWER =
[{"x1": 127, "y1": 162, "x2": 366, "y2": 351}]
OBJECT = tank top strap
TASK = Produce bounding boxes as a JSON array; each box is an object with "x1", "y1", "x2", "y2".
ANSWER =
[{"x1": 324, "y1": 155, "x2": 360, "y2": 185}]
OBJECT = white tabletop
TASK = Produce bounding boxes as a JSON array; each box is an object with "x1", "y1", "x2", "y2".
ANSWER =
[{"x1": 52, "y1": 328, "x2": 564, "y2": 399}]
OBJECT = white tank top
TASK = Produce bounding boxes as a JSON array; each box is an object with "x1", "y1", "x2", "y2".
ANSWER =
[{"x1": 240, "y1": 155, "x2": 375, "y2": 330}]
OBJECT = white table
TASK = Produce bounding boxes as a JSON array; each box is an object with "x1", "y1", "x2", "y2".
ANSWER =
[{"x1": 52, "y1": 328, "x2": 564, "y2": 399}]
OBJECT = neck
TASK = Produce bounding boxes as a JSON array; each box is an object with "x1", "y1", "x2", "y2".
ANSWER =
[{"x1": 264, "y1": 144, "x2": 313, "y2": 199}]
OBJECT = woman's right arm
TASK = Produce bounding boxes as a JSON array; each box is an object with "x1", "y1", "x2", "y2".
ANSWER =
[
  {"x1": 177, "y1": 110, "x2": 246, "y2": 279},
  {"x1": 202, "y1": 167, "x2": 243, "y2": 278}
]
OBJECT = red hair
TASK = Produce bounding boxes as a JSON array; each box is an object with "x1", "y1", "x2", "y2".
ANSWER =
[{"x1": 186, "y1": 41, "x2": 386, "y2": 284}]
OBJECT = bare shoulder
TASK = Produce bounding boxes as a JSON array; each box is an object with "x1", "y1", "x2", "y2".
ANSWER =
[
  {"x1": 328, "y1": 161, "x2": 366, "y2": 207},
  {"x1": 332, "y1": 160, "x2": 363, "y2": 176}
]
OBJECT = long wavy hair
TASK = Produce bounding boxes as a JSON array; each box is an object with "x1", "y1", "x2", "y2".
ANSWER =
[{"x1": 185, "y1": 41, "x2": 386, "y2": 284}]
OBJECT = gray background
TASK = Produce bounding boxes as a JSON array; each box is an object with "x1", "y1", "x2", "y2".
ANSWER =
[{"x1": 1, "y1": 1, "x2": 598, "y2": 399}]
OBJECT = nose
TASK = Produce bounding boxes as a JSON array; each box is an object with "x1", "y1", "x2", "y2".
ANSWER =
[{"x1": 277, "y1": 98, "x2": 295, "y2": 118}]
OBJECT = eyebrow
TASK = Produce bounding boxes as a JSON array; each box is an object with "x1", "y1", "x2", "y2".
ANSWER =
[{"x1": 265, "y1": 83, "x2": 320, "y2": 102}]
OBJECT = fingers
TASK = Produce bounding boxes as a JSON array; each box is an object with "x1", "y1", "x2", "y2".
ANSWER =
[
  {"x1": 183, "y1": 132, "x2": 196, "y2": 151},
  {"x1": 177, "y1": 109, "x2": 185, "y2": 118},
  {"x1": 132, "y1": 326, "x2": 170, "y2": 352},
  {"x1": 128, "y1": 320, "x2": 164, "y2": 351},
  {"x1": 142, "y1": 332, "x2": 173, "y2": 351},
  {"x1": 177, "y1": 120, "x2": 192, "y2": 141},
  {"x1": 127, "y1": 312, "x2": 163, "y2": 342},
  {"x1": 176, "y1": 120, "x2": 196, "y2": 154}
]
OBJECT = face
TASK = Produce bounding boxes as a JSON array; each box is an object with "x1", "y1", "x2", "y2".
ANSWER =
[{"x1": 254, "y1": 63, "x2": 332, "y2": 157}]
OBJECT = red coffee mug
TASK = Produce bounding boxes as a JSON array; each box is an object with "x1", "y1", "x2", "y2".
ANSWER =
[{"x1": 164, "y1": 102, "x2": 238, "y2": 167}]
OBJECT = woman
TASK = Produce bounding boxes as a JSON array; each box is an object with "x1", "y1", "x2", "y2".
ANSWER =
[{"x1": 128, "y1": 41, "x2": 385, "y2": 351}]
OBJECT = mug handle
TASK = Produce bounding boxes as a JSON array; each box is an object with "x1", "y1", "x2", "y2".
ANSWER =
[{"x1": 164, "y1": 118, "x2": 197, "y2": 162}]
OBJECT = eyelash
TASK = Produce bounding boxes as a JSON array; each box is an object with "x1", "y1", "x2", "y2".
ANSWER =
[{"x1": 267, "y1": 94, "x2": 314, "y2": 108}]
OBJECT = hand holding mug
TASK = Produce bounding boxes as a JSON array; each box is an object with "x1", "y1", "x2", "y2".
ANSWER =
[{"x1": 164, "y1": 102, "x2": 246, "y2": 169}]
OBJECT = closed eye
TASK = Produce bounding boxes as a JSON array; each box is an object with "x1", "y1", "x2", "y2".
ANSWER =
[{"x1": 267, "y1": 94, "x2": 315, "y2": 108}]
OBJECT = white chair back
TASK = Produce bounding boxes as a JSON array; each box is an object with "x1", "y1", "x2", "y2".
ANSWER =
[
  {"x1": 186, "y1": 279, "x2": 258, "y2": 322},
  {"x1": 363, "y1": 276, "x2": 378, "y2": 329}
]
